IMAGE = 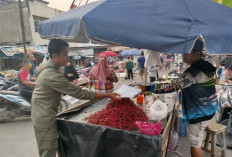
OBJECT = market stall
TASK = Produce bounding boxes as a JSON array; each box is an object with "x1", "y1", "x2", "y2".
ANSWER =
[
  {"x1": 57, "y1": 84, "x2": 179, "y2": 157},
  {"x1": 38, "y1": 1, "x2": 232, "y2": 156}
]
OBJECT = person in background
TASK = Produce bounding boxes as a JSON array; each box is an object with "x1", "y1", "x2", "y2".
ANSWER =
[
  {"x1": 137, "y1": 51, "x2": 145, "y2": 81},
  {"x1": 118, "y1": 61, "x2": 126, "y2": 73},
  {"x1": 165, "y1": 54, "x2": 172, "y2": 69},
  {"x1": 84, "y1": 59, "x2": 88, "y2": 67},
  {"x1": 223, "y1": 55, "x2": 232, "y2": 83},
  {"x1": 160, "y1": 54, "x2": 164, "y2": 66},
  {"x1": 18, "y1": 60, "x2": 36, "y2": 100},
  {"x1": 149, "y1": 65, "x2": 158, "y2": 82},
  {"x1": 126, "y1": 57, "x2": 134, "y2": 80},
  {"x1": 168, "y1": 63, "x2": 178, "y2": 76},
  {"x1": 31, "y1": 39, "x2": 120, "y2": 157},
  {"x1": 87, "y1": 59, "x2": 92, "y2": 67},
  {"x1": 89, "y1": 54, "x2": 119, "y2": 93},
  {"x1": 27, "y1": 54, "x2": 37, "y2": 76},
  {"x1": 64, "y1": 60, "x2": 79, "y2": 84},
  {"x1": 132, "y1": 62, "x2": 137, "y2": 73}
]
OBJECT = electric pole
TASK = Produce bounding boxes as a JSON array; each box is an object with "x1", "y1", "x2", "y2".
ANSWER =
[{"x1": 18, "y1": 0, "x2": 27, "y2": 55}]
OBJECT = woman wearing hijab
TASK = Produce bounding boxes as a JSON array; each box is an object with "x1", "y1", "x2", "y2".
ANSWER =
[
  {"x1": 64, "y1": 60, "x2": 79, "y2": 84},
  {"x1": 89, "y1": 55, "x2": 118, "y2": 93}
]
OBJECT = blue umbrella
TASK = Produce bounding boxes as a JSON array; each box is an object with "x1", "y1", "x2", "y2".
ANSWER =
[
  {"x1": 120, "y1": 49, "x2": 141, "y2": 56},
  {"x1": 39, "y1": 0, "x2": 232, "y2": 54}
]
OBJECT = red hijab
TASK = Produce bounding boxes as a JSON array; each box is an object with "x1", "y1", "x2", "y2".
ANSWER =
[{"x1": 90, "y1": 55, "x2": 113, "y2": 83}]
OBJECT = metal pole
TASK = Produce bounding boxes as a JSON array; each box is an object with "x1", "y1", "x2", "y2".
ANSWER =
[
  {"x1": 144, "y1": 67, "x2": 147, "y2": 87},
  {"x1": 177, "y1": 54, "x2": 180, "y2": 73},
  {"x1": 0, "y1": 57, "x2": 2, "y2": 71},
  {"x1": 143, "y1": 67, "x2": 148, "y2": 105},
  {"x1": 18, "y1": 0, "x2": 27, "y2": 55}
]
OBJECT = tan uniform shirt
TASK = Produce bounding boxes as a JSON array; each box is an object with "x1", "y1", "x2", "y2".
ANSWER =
[{"x1": 31, "y1": 60, "x2": 96, "y2": 128}]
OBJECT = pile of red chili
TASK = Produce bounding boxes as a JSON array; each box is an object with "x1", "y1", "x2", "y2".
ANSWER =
[{"x1": 87, "y1": 98, "x2": 148, "y2": 130}]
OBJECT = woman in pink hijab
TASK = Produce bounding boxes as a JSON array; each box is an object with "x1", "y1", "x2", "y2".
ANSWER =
[{"x1": 89, "y1": 55, "x2": 118, "y2": 93}]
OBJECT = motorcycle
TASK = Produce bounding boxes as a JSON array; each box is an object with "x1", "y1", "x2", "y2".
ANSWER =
[
  {"x1": 0, "y1": 89, "x2": 69, "y2": 123},
  {"x1": 0, "y1": 90, "x2": 30, "y2": 123},
  {"x1": 216, "y1": 84, "x2": 232, "y2": 149}
]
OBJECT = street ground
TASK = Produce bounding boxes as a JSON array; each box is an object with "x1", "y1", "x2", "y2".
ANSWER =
[{"x1": 0, "y1": 66, "x2": 232, "y2": 157}]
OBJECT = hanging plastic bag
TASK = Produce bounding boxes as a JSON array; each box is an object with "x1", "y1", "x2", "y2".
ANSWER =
[
  {"x1": 167, "y1": 129, "x2": 179, "y2": 155},
  {"x1": 149, "y1": 100, "x2": 168, "y2": 121},
  {"x1": 135, "y1": 121, "x2": 161, "y2": 136}
]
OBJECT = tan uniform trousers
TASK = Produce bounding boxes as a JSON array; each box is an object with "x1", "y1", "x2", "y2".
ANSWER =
[{"x1": 34, "y1": 125, "x2": 58, "y2": 157}]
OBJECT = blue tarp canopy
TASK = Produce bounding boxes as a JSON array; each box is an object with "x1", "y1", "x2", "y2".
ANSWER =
[
  {"x1": 39, "y1": 0, "x2": 232, "y2": 54},
  {"x1": 120, "y1": 49, "x2": 141, "y2": 56}
]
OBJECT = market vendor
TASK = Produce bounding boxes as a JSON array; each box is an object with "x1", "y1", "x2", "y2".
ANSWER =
[
  {"x1": 18, "y1": 60, "x2": 35, "y2": 100},
  {"x1": 27, "y1": 53, "x2": 36, "y2": 77},
  {"x1": 31, "y1": 39, "x2": 120, "y2": 157},
  {"x1": 179, "y1": 39, "x2": 218, "y2": 157},
  {"x1": 64, "y1": 60, "x2": 79, "y2": 84},
  {"x1": 89, "y1": 54, "x2": 119, "y2": 93}
]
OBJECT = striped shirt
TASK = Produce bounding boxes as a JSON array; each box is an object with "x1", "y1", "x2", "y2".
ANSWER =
[{"x1": 89, "y1": 72, "x2": 118, "y2": 93}]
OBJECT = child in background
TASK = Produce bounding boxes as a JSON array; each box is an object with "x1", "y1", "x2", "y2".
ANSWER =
[{"x1": 149, "y1": 65, "x2": 158, "y2": 82}]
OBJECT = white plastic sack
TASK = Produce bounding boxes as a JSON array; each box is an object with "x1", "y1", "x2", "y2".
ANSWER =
[{"x1": 149, "y1": 100, "x2": 168, "y2": 121}]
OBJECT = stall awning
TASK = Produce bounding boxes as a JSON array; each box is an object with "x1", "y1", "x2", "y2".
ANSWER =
[
  {"x1": 68, "y1": 49, "x2": 94, "y2": 57},
  {"x1": 0, "y1": 45, "x2": 47, "y2": 57}
]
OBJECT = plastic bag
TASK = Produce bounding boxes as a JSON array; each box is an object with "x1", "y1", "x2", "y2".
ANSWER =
[
  {"x1": 167, "y1": 130, "x2": 179, "y2": 155},
  {"x1": 149, "y1": 100, "x2": 168, "y2": 121},
  {"x1": 142, "y1": 95, "x2": 154, "y2": 115},
  {"x1": 136, "y1": 121, "x2": 161, "y2": 136}
]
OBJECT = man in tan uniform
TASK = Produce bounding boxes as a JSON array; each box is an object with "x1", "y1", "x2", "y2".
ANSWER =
[{"x1": 31, "y1": 39, "x2": 120, "y2": 157}]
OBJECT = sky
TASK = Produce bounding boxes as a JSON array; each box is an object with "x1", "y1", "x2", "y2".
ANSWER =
[{"x1": 44, "y1": 0, "x2": 98, "y2": 11}]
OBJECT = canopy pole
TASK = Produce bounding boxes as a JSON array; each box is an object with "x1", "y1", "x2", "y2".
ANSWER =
[
  {"x1": 143, "y1": 67, "x2": 148, "y2": 105},
  {"x1": 177, "y1": 54, "x2": 180, "y2": 74},
  {"x1": 18, "y1": 0, "x2": 27, "y2": 55},
  {"x1": 0, "y1": 57, "x2": 2, "y2": 71}
]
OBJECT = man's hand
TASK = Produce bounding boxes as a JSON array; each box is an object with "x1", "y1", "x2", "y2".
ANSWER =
[
  {"x1": 108, "y1": 92, "x2": 121, "y2": 100},
  {"x1": 30, "y1": 77, "x2": 36, "y2": 81},
  {"x1": 67, "y1": 74, "x2": 74, "y2": 77},
  {"x1": 95, "y1": 92, "x2": 121, "y2": 100},
  {"x1": 72, "y1": 79, "x2": 78, "y2": 84}
]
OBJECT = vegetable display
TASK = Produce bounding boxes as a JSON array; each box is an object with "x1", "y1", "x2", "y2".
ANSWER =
[{"x1": 87, "y1": 98, "x2": 148, "y2": 130}]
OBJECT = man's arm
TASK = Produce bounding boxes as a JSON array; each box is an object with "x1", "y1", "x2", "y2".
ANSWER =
[
  {"x1": 95, "y1": 92, "x2": 120, "y2": 100},
  {"x1": 43, "y1": 70, "x2": 120, "y2": 101},
  {"x1": 30, "y1": 77, "x2": 36, "y2": 81},
  {"x1": 22, "y1": 80, "x2": 35, "y2": 86},
  {"x1": 153, "y1": 72, "x2": 195, "y2": 94},
  {"x1": 19, "y1": 69, "x2": 35, "y2": 86}
]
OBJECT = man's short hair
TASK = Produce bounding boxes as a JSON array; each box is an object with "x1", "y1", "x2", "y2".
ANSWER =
[
  {"x1": 48, "y1": 39, "x2": 69, "y2": 58},
  {"x1": 192, "y1": 39, "x2": 204, "y2": 57}
]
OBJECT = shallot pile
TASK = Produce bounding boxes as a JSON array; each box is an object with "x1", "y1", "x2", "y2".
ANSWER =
[{"x1": 87, "y1": 98, "x2": 148, "y2": 130}]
